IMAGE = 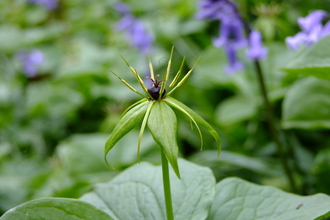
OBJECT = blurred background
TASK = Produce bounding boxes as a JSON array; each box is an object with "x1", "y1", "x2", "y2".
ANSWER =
[{"x1": 1, "y1": 0, "x2": 330, "y2": 215}]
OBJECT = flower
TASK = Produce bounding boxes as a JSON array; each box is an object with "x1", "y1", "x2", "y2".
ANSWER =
[
  {"x1": 105, "y1": 48, "x2": 221, "y2": 178},
  {"x1": 113, "y1": 2, "x2": 130, "y2": 14},
  {"x1": 16, "y1": 50, "x2": 44, "y2": 77},
  {"x1": 28, "y1": 0, "x2": 58, "y2": 10},
  {"x1": 114, "y1": 2, "x2": 154, "y2": 54},
  {"x1": 196, "y1": 0, "x2": 239, "y2": 21},
  {"x1": 298, "y1": 10, "x2": 327, "y2": 33},
  {"x1": 286, "y1": 10, "x2": 330, "y2": 50},
  {"x1": 212, "y1": 19, "x2": 247, "y2": 49},
  {"x1": 224, "y1": 46, "x2": 244, "y2": 74},
  {"x1": 246, "y1": 30, "x2": 268, "y2": 61},
  {"x1": 285, "y1": 32, "x2": 308, "y2": 51},
  {"x1": 305, "y1": 24, "x2": 323, "y2": 46},
  {"x1": 196, "y1": 0, "x2": 267, "y2": 74}
]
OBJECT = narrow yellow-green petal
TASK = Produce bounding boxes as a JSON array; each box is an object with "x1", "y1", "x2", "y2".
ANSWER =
[
  {"x1": 129, "y1": 67, "x2": 149, "y2": 94},
  {"x1": 159, "y1": 46, "x2": 174, "y2": 99},
  {"x1": 120, "y1": 55, "x2": 149, "y2": 94},
  {"x1": 169, "y1": 56, "x2": 186, "y2": 88},
  {"x1": 167, "y1": 57, "x2": 200, "y2": 96},
  {"x1": 110, "y1": 71, "x2": 148, "y2": 98},
  {"x1": 146, "y1": 50, "x2": 155, "y2": 80}
]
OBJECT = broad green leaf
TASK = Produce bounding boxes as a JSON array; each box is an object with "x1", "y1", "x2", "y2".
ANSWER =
[
  {"x1": 26, "y1": 82, "x2": 84, "y2": 118},
  {"x1": 104, "y1": 100, "x2": 149, "y2": 168},
  {"x1": 147, "y1": 101, "x2": 180, "y2": 178},
  {"x1": 189, "y1": 150, "x2": 282, "y2": 176},
  {"x1": 57, "y1": 134, "x2": 110, "y2": 175},
  {"x1": 311, "y1": 148, "x2": 330, "y2": 193},
  {"x1": 282, "y1": 77, "x2": 330, "y2": 129},
  {"x1": 0, "y1": 198, "x2": 113, "y2": 220},
  {"x1": 208, "y1": 177, "x2": 330, "y2": 220},
  {"x1": 165, "y1": 97, "x2": 221, "y2": 156},
  {"x1": 80, "y1": 159, "x2": 215, "y2": 220},
  {"x1": 282, "y1": 35, "x2": 330, "y2": 80},
  {"x1": 215, "y1": 95, "x2": 257, "y2": 126}
]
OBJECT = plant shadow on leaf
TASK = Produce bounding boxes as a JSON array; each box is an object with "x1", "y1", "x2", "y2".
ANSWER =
[{"x1": 80, "y1": 159, "x2": 215, "y2": 220}]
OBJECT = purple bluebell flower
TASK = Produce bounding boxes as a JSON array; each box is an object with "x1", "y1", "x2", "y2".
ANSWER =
[
  {"x1": 213, "y1": 19, "x2": 247, "y2": 49},
  {"x1": 28, "y1": 0, "x2": 58, "y2": 10},
  {"x1": 197, "y1": 0, "x2": 268, "y2": 74},
  {"x1": 196, "y1": 0, "x2": 238, "y2": 21},
  {"x1": 114, "y1": 2, "x2": 154, "y2": 54},
  {"x1": 305, "y1": 24, "x2": 323, "y2": 46},
  {"x1": 224, "y1": 46, "x2": 244, "y2": 74},
  {"x1": 286, "y1": 10, "x2": 330, "y2": 50},
  {"x1": 246, "y1": 30, "x2": 268, "y2": 61},
  {"x1": 298, "y1": 10, "x2": 327, "y2": 33},
  {"x1": 16, "y1": 50, "x2": 44, "y2": 77},
  {"x1": 114, "y1": 2, "x2": 130, "y2": 14},
  {"x1": 285, "y1": 32, "x2": 308, "y2": 50}
]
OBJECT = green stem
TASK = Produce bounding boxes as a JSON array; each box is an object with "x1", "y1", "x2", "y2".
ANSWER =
[
  {"x1": 254, "y1": 61, "x2": 297, "y2": 192},
  {"x1": 161, "y1": 150, "x2": 174, "y2": 220}
]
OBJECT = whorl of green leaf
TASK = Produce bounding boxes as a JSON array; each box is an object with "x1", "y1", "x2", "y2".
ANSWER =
[
  {"x1": 165, "y1": 97, "x2": 221, "y2": 156},
  {"x1": 104, "y1": 100, "x2": 149, "y2": 168},
  {"x1": 147, "y1": 101, "x2": 181, "y2": 178}
]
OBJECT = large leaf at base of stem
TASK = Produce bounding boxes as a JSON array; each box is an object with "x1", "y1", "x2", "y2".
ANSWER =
[
  {"x1": 165, "y1": 97, "x2": 221, "y2": 156},
  {"x1": 207, "y1": 177, "x2": 330, "y2": 220},
  {"x1": 282, "y1": 77, "x2": 330, "y2": 129},
  {"x1": 104, "y1": 100, "x2": 149, "y2": 167},
  {"x1": 0, "y1": 198, "x2": 113, "y2": 220},
  {"x1": 80, "y1": 159, "x2": 215, "y2": 220},
  {"x1": 147, "y1": 101, "x2": 180, "y2": 178}
]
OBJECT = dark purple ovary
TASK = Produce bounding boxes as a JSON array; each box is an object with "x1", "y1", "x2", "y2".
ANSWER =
[{"x1": 148, "y1": 86, "x2": 166, "y2": 100}]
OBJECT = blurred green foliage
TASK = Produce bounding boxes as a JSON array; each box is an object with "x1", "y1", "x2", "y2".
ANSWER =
[{"x1": 1, "y1": 0, "x2": 330, "y2": 216}]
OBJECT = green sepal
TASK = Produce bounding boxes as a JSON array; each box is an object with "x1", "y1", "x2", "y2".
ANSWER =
[
  {"x1": 147, "y1": 101, "x2": 180, "y2": 179},
  {"x1": 121, "y1": 98, "x2": 148, "y2": 117},
  {"x1": 137, "y1": 101, "x2": 155, "y2": 162},
  {"x1": 104, "y1": 100, "x2": 149, "y2": 168},
  {"x1": 165, "y1": 97, "x2": 221, "y2": 156},
  {"x1": 165, "y1": 98, "x2": 204, "y2": 151}
]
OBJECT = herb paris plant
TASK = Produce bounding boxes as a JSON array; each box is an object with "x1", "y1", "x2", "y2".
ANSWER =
[{"x1": 104, "y1": 47, "x2": 221, "y2": 179}]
